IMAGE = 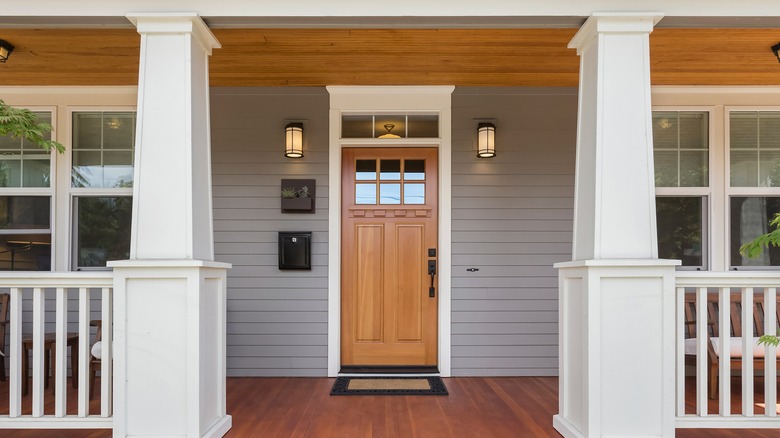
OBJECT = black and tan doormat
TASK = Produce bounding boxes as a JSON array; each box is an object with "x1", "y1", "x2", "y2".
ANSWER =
[{"x1": 330, "y1": 376, "x2": 448, "y2": 396}]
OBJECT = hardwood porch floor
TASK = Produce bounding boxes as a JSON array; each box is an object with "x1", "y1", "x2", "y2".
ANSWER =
[{"x1": 0, "y1": 376, "x2": 776, "y2": 437}]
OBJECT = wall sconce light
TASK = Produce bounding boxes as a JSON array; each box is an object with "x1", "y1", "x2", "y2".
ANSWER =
[
  {"x1": 772, "y1": 42, "x2": 780, "y2": 63},
  {"x1": 477, "y1": 122, "x2": 496, "y2": 158},
  {"x1": 0, "y1": 40, "x2": 14, "y2": 63},
  {"x1": 285, "y1": 122, "x2": 304, "y2": 158}
]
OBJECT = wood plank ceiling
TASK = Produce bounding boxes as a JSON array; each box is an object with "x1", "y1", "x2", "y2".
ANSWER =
[{"x1": 0, "y1": 28, "x2": 779, "y2": 87}]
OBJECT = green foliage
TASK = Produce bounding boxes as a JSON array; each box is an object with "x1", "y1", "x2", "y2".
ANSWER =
[
  {"x1": 298, "y1": 186, "x2": 311, "y2": 198},
  {"x1": 281, "y1": 187, "x2": 298, "y2": 199},
  {"x1": 758, "y1": 333, "x2": 780, "y2": 347},
  {"x1": 0, "y1": 99, "x2": 65, "y2": 153},
  {"x1": 739, "y1": 213, "x2": 780, "y2": 258}
]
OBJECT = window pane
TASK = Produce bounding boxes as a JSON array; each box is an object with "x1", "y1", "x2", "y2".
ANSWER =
[
  {"x1": 342, "y1": 115, "x2": 373, "y2": 138},
  {"x1": 379, "y1": 183, "x2": 401, "y2": 204},
  {"x1": 74, "y1": 113, "x2": 102, "y2": 149},
  {"x1": 22, "y1": 159, "x2": 51, "y2": 188},
  {"x1": 376, "y1": 116, "x2": 405, "y2": 139},
  {"x1": 380, "y1": 160, "x2": 401, "y2": 180},
  {"x1": 730, "y1": 150, "x2": 758, "y2": 187},
  {"x1": 679, "y1": 151, "x2": 708, "y2": 187},
  {"x1": 0, "y1": 196, "x2": 50, "y2": 229},
  {"x1": 759, "y1": 112, "x2": 780, "y2": 149},
  {"x1": 72, "y1": 111, "x2": 135, "y2": 188},
  {"x1": 21, "y1": 113, "x2": 52, "y2": 150},
  {"x1": 730, "y1": 197, "x2": 780, "y2": 267},
  {"x1": 404, "y1": 160, "x2": 425, "y2": 180},
  {"x1": 102, "y1": 113, "x2": 135, "y2": 149},
  {"x1": 0, "y1": 160, "x2": 21, "y2": 188},
  {"x1": 0, "y1": 234, "x2": 51, "y2": 271},
  {"x1": 356, "y1": 160, "x2": 376, "y2": 181},
  {"x1": 355, "y1": 183, "x2": 376, "y2": 205},
  {"x1": 656, "y1": 197, "x2": 704, "y2": 267},
  {"x1": 653, "y1": 112, "x2": 679, "y2": 149},
  {"x1": 653, "y1": 111, "x2": 708, "y2": 188},
  {"x1": 407, "y1": 115, "x2": 439, "y2": 138},
  {"x1": 653, "y1": 151, "x2": 677, "y2": 187},
  {"x1": 759, "y1": 151, "x2": 780, "y2": 187},
  {"x1": 76, "y1": 197, "x2": 132, "y2": 268},
  {"x1": 404, "y1": 183, "x2": 425, "y2": 204},
  {"x1": 730, "y1": 112, "x2": 758, "y2": 149}
]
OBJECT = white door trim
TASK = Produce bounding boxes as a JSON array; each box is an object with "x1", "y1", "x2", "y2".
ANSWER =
[{"x1": 326, "y1": 86, "x2": 454, "y2": 377}]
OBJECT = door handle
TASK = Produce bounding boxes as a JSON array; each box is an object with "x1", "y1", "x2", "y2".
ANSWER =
[{"x1": 428, "y1": 259, "x2": 436, "y2": 297}]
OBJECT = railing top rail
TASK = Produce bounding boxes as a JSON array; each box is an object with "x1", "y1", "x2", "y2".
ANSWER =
[
  {"x1": 676, "y1": 271, "x2": 780, "y2": 288},
  {"x1": 0, "y1": 272, "x2": 113, "y2": 288}
]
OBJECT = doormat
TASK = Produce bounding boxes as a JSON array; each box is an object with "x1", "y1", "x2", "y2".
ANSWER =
[{"x1": 330, "y1": 376, "x2": 448, "y2": 396}]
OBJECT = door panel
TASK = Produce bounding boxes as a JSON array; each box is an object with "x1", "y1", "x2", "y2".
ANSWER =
[{"x1": 342, "y1": 147, "x2": 438, "y2": 366}]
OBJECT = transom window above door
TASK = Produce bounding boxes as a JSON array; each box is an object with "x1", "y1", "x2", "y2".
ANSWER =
[
  {"x1": 341, "y1": 114, "x2": 439, "y2": 139},
  {"x1": 354, "y1": 158, "x2": 426, "y2": 205}
]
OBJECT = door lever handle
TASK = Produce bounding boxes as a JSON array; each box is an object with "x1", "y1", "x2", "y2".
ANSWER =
[{"x1": 428, "y1": 260, "x2": 436, "y2": 297}]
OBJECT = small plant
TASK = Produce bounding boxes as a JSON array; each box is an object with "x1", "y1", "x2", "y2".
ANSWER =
[
  {"x1": 740, "y1": 213, "x2": 780, "y2": 347},
  {"x1": 298, "y1": 186, "x2": 311, "y2": 198},
  {"x1": 0, "y1": 99, "x2": 64, "y2": 153},
  {"x1": 281, "y1": 187, "x2": 298, "y2": 199}
]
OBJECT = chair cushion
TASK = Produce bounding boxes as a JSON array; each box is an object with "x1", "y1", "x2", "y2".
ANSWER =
[
  {"x1": 684, "y1": 336, "x2": 768, "y2": 358},
  {"x1": 91, "y1": 341, "x2": 102, "y2": 360}
]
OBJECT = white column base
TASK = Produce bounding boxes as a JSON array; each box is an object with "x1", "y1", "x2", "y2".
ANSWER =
[
  {"x1": 555, "y1": 259, "x2": 678, "y2": 438},
  {"x1": 110, "y1": 260, "x2": 231, "y2": 438}
]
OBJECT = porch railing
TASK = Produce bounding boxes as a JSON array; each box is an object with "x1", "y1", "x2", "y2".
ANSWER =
[
  {"x1": 676, "y1": 272, "x2": 780, "y2": 429},
  {"x1": 0, "y1": 272, "x2": 113, "y2": 429}
]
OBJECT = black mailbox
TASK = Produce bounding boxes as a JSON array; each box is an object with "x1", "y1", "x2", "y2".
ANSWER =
[{"x1": 278, "y1": 232, "x2": 312, "y2": 270}]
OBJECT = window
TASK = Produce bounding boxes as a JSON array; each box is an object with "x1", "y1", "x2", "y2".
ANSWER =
[
  {"x1": 728, "y1": 110, "x2": 780, "y2": 269},
  {"x1": 653, "y1": 111, "x2": 709, "y2": 269},
  {"x1": 341, "y1": 114, "x2": 439, "y2": 139},
  {"x1": 71, "y1": 111, "x2": 135, "y2": 269},
  {"x1": 354, "y1": 158, "x2": 427, "y2": 205},
  {"x1": 0, "y1": 111, "x2": 53, "y2": 271}
]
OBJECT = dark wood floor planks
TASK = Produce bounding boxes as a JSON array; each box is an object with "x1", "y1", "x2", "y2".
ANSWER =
[{"x1": 0, "y1": 376, "x2": 777, "y2": 437}]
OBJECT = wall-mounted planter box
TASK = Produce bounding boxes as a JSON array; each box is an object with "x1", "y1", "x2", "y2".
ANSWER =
[{"x1": 281, "y1": 179, "x2": 316, "y2": 213}]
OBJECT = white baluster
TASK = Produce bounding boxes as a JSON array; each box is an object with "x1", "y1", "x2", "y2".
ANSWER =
[
  {"x1": 696, "y1": 286, "x2": 708, "y2": 416},
  {"x1": 78, "y1": 287, "x2": 90, "y2": 417},
  {"x1": 719, "y1": 287, "x2": 731, "y2": 416},
  {"x1": 55, "y1": 287, "x2": 67, "y2": 417},
  {"x1": 765, "y1": 287, "x2": 777, "y2": 417},
  {"x1": 676, "y1": 286, "x2": 685, "y2": 418},
  {"x1": 101, "y1": 287, "x2": 113, "y2": 417},
  {"x1": 743, "y1": 287, "x2": 754, "y2": 417},
  {"x1": 9, "y1": 288, "x2": 22, "y2": 418},
  {"x1": 32, "y1": 287, "x2": 45, "y2": 417}
]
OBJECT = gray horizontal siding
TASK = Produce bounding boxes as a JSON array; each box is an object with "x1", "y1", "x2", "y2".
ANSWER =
[
  {"x1": 211, "y1": 87, "x2": 330, "y2": 377},
  {"x1": 450, "y1": 87, "x2": 576, "y2": 377}
]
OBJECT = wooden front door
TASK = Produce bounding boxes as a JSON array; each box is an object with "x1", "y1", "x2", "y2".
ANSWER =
[{"x1": 341, "y1": 147, "x2": 439, "y2": 366}]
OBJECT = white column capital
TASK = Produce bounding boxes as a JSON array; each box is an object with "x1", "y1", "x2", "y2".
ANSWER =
[
  {"x1": 568, "y1": 13, "x2": 664, "y2": 54},
  {"x1": 127, "y1": 13, "x2": 221, "y2": 54}
]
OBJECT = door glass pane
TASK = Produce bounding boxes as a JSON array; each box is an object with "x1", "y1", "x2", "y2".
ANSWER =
[
  {"x1": 404, "y1": 183, "x2": 425, "y2": 205},
  {"x1": 656, "y1": 197, "x2": 704, "y2": 268},
  {"x1": 404, "y1": 160, "x2": 425, "y2": 180},
  {"x1": 379, "y1": 183, "x2": 401, "y2": 204},
  {"x1": 355, "y1": 183, "x2": 376, "y2": 204},
  {"x1": 731, "y1": 196, "x2": 780, "y2": 267},
  {"x1": 355, "y1": 160, "x2": 376, "y2": 181},
  {"x1": 380, "y1": 160, "x2": 401, "y2": 180},
  {"x1": 76, "y1": 197, "x2": 132, "y2": 268}
]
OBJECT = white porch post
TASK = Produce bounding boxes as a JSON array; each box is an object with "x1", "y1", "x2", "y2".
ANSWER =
[
  {"x1": 108, "y1": 13, "x2": 231, "y2": 438},
  {"x1": 554, "y1": 13, "x2": 678, "y2": 438}
]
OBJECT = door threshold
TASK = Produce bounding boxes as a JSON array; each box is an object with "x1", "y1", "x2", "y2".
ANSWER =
[{"x1": 339, "y1": 366, "x2": 440, "y2": 375}]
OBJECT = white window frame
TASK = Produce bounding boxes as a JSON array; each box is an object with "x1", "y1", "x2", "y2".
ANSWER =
[
  {"x1": 724, "y1": 105, "x2": 780, "y2": 270},
  {"x1": 653, "y1": 106, "x2": 716, "y2": 271},
  {"x1": 0, "y1": 105, "x2": 58, "y2": 271},
  {"x1": 67, "y1": 106, "x2": 135, "y2": 271}
]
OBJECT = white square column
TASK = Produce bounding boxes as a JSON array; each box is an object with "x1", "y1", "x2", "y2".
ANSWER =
[
  {"x1": 554, "y1": 14, "x2": 679, "y2": 438},
  {"x1": 108, "y1": 14, "x2": 231, "y2": 438}
]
